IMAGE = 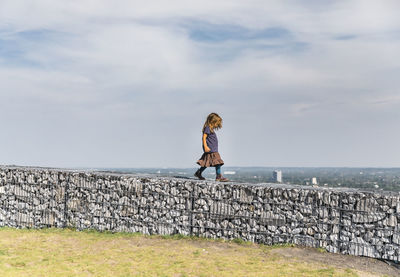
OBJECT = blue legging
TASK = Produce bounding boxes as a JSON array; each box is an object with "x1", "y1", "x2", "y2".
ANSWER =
[
  {"x1": 215, "y1": 165, "x2": 221, "y2": 175},
  {"x1": 199, "y1": 165, "x2": 221, "y2": 175}
]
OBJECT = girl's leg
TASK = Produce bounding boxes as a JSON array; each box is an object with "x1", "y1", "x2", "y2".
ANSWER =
[
  {"x1": 195, "y1": 167, "x2": 206, "y2": 180},
  {"x1": 215, "y1": 165, "x2": 221, "y2": 175},
  {"x1": 216, "y1": 165, "x2": 229, "y2": 182}
]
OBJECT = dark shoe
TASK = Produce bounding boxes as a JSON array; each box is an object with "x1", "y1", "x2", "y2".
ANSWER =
[
  {"x1": 194, "y1": 169, "x2": 205, "y2": 180},
  {"x1": 216, "y1": 174, "x2": 229, "y2": 182}
]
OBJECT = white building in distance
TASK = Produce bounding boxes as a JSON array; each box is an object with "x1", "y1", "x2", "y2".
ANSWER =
[
  {"x1": 311, "y1": 177, "x2": 318, "y2": 185},
  {"x1": 273, "y1": 170, "x2": 282, "y2": 183}
]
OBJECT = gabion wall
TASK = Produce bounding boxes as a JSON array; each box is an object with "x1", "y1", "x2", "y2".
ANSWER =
[{"x1": 0, "y1": 166, "x2": 399, "y2": 262}]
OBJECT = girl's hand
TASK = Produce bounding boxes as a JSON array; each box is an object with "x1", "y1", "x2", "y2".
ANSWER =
[{"x1": 202, "y1": 133, "x2": 211, "y2": 153}]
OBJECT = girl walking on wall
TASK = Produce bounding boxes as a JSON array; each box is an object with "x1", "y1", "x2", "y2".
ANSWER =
[{"x1": 194, "y1": 113, "x2": 229, "y2": 182}]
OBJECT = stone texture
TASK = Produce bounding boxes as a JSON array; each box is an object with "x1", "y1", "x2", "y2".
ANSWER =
[{"x1": 0, "y1": 166, "x2": 399, "y2": 262}]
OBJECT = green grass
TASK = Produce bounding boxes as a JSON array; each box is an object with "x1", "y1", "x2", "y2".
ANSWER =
[{"x1": 0, "y1": 227, "x2": 372, "y2": 276}]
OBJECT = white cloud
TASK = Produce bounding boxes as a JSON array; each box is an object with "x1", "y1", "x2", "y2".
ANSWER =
[{"x1": 0, "y1": 1, "x2": 399, "y2": 167}]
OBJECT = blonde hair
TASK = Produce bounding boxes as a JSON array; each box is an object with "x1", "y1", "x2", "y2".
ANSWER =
[{"x1": 203, "y1": 113, "x2": 222, "y2": 133}]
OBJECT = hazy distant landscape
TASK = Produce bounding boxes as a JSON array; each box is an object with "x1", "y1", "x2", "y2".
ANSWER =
[{"x1": 95, "y1": 167, "x2": 400, "y2": 192}]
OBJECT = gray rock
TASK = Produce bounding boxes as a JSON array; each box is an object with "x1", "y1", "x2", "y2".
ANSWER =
[{"x1": 0, "y1": 166, "x2": 399, "y2": 262}]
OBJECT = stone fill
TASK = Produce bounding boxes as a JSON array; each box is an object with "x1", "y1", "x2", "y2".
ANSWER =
[{"x1": 0, "y1": 166, "x2": 399, "y2": 261}]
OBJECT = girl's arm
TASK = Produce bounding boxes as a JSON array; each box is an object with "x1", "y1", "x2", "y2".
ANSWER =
[{"x1": 203, "y1": 133, "x2": 211, "y2": 152}]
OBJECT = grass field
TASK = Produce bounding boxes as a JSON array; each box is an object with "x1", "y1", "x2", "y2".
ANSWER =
[{"x1": 0, "y1": 227, "x2": 394, "y2": 276}]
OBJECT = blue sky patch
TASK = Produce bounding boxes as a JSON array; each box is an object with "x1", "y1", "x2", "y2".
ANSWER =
[
  {"x1": 176, "y1": 20, "x2": 304, "y2": 61},
  {"x1": 182, "y1": 20, "x2": 290, "y2": 43},
  {"x1": 334, "y1": 34, "x2": 357, "y2": 40},
  {"x1": 16, "y1": 29, "x2": 59, "y2": 41},
  {"x1": 0, "y1": 37, "x2": 31, "y2": 67},
  {"x1": 0, "y1": 28, "x2": 68, "y2": 68}
]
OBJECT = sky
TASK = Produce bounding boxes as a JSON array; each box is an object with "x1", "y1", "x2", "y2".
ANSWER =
[{"x1": 1, "y1": 1, "x2": 400, "y2": 168}]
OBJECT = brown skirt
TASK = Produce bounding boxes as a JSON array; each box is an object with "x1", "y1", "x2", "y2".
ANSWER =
[{"x1": 197, "y1": 152, "x2": 224, "y2": 167}]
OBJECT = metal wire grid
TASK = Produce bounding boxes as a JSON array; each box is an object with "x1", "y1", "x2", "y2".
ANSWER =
[{"x1": 0, "y1": 172, "x2": 399, "y2": 261}]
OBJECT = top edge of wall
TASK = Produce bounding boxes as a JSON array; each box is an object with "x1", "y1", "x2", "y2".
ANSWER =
[{"x1": 1, "y1": 164, "x2": 399, "y2": 197}]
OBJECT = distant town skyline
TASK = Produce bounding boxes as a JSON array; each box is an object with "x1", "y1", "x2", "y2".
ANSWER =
[{"x1": 1, "y1": 1, "x2": 400, "y2": 168}]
